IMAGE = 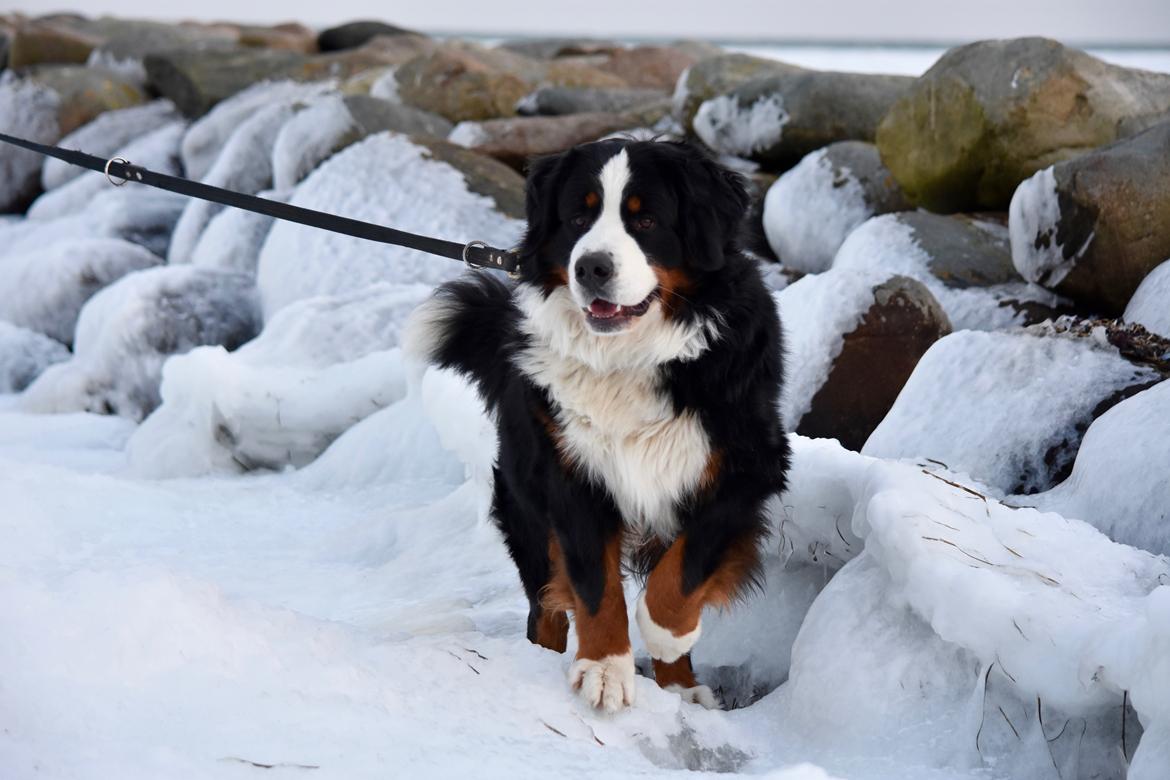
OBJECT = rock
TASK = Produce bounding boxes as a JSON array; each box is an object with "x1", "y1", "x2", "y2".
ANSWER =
[
  {"x1": 317, "y1": 21, "x2": 421, "y2": 52},
  {"x1": 543, "y1": 58, "x2": 627, "y2": 89},
  {"x1": 345, "y1": 93, "x2": 452, "y2": 137},
  {"x1": 226, "y1": 22, "x2": 317, "y2": 54},
  {"x1": 24, "y1": 64, "x2": 147, "y2": 134},
  {"x1": 20, "y1": 266, "x2": 260, "y2": 421},
  {"x1": 257, "y1": 132, "x2": 524, "y2": 317},
  {"x1": 41, "y1": 99, "x2": 181, "y2": 191},
  {"x1": 1009, "y1": 121, "x2": 1170, "y2": 315},
  {"x1": 2, "y1": 15, "x2": 100, "y2": 68},
  {"x1": 0, "y1": 321, "x2": 70, "y2": 393},
  {"x1": 0, "y1": 75, "x2": 62, "y2": 213},
  {"x1": 68, "y1": 17, "x2": 237, "y2": 72},
  {"x1": 1124, "y1": 259, "x2": 1170, "y2": 339},
  {"x1": 864, "y1": 329, "x2": 1161, "y2": 494},
  {"x1": 1030, "y1": 378, "x2": 1170, "y2": 556},
  {"x1": 517, "y1": 86, "x2": 668, "y2": 116},
  {"x1": 392, "y1": 44, "x2": 535, "y2": 122},
  {"x1": 499, "y1": 38, "x2": 622, "y2": 60},
  {"x1": 0, "y1": 237, "x2": 162, "y2": 345},
  {"x1": 791, "y1": 274, "x2": 952, "y2": 450},
  {"x1": 763, "y1": 141, "x2": 909, "y2": 272},
  {"x1": 671, "y1": 53, "x2": 800, "y2": 131},
  {"x1": 0, "y1": 27, "x2": 10, "y2": 71},
  {"x1": 694, "y1": 69, "x2": 913, "y2": 169},
  {"x1": 596, "y1": 45, "x2": 698, "y2": 90},
  {"x1": 448, "y1": 111, "x2": 660, "y2": 170},
  {"x1": 835, "y1": 212, "x2": 1070, "y2": 330},
  {"x1": 877, "y1": 38, "x2": 1170, "y2": 213},
  {"x1": 740, "y1": 172, "x2": 779, "y2": 262}
]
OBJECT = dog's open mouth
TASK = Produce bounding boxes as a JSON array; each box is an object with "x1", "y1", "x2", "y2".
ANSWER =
[{"x1": 584, "y1": 291, "x2": 656, "y2": 331}]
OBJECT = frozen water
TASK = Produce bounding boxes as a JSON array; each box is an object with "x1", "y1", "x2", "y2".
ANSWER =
[
  {"x1": 1009, "y1": 166, "x2": 1091, "y2": 290},
  {"x1": 271, "y1": 94, "x2": 359, "y2": 191},
  {"x1": 189, "y1": 189, "x2": 288, "y2": 276},
  {"x1": 693, "y1": 93, "x2": 788, "y2": 158},
  {"x1": 0, "y1": 321, "x2": 70, "y2": 393},
  {"x1": 0, "y1": 73, "x2": 60, "y2": 212},
  {"x1": 1123, "y1": 258, "x2": 1170, "y2": 338}
]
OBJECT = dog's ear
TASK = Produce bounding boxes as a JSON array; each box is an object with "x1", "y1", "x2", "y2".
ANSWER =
[
  {"x1": 518, "y1": 150, "x2": 572, "y2": 267},
  {"x1": 678, "y1": 148, "x2": 750, "y2": 272}
]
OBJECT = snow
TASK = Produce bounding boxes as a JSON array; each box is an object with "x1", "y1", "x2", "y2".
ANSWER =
[
  {"x1": 188, "y1": 189, "x2": 288, "y2": 275},
  {"x1": 369, "y1": 67, "x2": 401, "y2": 103},
  {"x1": 448, "y1": 120, "x2": 490, "y2": 148},
  {"x1": 0, "y1": 238, "x2": 162, "y2": 345},
  {"x1": 168, "y1": 102, "x2": 300, "y2": 265},
  {"x1": 863, "y1": 330, "x2": 1161, "y2": 495},
  {"x1": 40, "y1": 100, "x2": 180, "y2": 191},
  {"x1": 0, "y1": 73, "x2": 60, "y2": 212},
  {"x1": 1123, "y1": 258, "x2": 1170, "y2": 338},
  {"x1": 26, "y1": 120, "x2": 186, "y2": 221},
  {"x1": 0, "y1": 321, "x2": 70, "y2": 393},
  {"x1": 1008, "y1": 166, "x2": 1093, "y2": 289},
  {"x1": 126, "y1": 283, "x2": 431, "y2": 478},
  {"x1": 271, "y1": 94, "x2": 359, "y2": 191},
  {"x1": 20, "y1": 266, "x2": 259, "y2": 421},
  {"x1": 763, "y1": 148, "x2": 871, "y2": 272},
  {"x1": 257, "y1": 132, "x2": 524, "y2": 318},
  {"x1": 693, "y1": 92, "x2": 789, "y2": 158},
  {"x1": 835, "y1": 214, "x2": 1064, "y2": 331},
  {"x1": 1029, "y1": 378, "x2": 1170, "y2": 557}
]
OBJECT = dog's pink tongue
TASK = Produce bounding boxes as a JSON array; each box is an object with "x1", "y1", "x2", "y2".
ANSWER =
[{"x1": 589, "y1": 299, "x2": 620, "y2": 317}]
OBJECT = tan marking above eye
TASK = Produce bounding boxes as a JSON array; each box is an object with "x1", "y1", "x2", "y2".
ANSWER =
[
  {"x1": 584, "y1": 191, "x2": 600, "y2": 208},
  {"x1": 627, "y1": 195, "x2": 642, "y2": 213}
]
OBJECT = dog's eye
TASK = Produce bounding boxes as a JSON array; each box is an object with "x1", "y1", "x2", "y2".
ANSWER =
[
  {"x1": 633, "y1": 215, "x2": 656, "y2": 232},
  {"x1": 571, "y1": 214, "x2": 590, "y2": 228}
]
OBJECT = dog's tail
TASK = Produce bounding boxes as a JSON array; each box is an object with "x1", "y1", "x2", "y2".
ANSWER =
[{"x1": 403, "y1": 274, "x2": 520, "y2": 412}]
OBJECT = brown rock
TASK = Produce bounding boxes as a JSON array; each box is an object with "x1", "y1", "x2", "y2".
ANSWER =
[
  {"x1": 3, "y1": 15, "x2": 101, "y2": 68},
  {"x1": 448, "y1": 112, "x2": 649, "y2": 171},
  {"x1": 25, "y1": 64, "x2": 147, "y2": 134},
  {"x1": 596, "y1": 45, "x2": 699, "y2": 90},
  {"x1": 499, "y1": 38, "x2": 622, "y2": 59},
  {"x1": 393, "y1": 43, "x2": 535, "y2": 122}
]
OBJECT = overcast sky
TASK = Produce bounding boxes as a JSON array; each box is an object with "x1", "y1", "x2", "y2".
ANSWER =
[{"x1": 15, "y1": 0, "x2": 1170, "y2": 44}]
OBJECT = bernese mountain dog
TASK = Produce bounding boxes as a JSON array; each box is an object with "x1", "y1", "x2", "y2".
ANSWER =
[{"x1": 405, "y1": 139, "x2": 788, "y2": 713}]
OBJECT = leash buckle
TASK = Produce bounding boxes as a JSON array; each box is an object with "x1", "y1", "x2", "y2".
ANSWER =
[
  {"x1": 105, "y1": 157, "x2": 130, "y2": 187},
  {"x1": 463, "y1": 241, "x2": 523, "y2": 279}
]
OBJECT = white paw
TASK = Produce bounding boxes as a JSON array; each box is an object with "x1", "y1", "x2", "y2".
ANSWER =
[
  {"x1": 666, "y1": 683, "x2": 721, "y2": 710},
  {"x1": 635, "y1": 592, "x2": 701, "y2": 663},
  {"x1": 569, "y1": 652, "x2": 636, "y2": 713}
]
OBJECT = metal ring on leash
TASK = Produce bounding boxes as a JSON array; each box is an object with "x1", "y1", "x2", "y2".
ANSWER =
[
  {"x1": 463, "y1": 240, "x2": 489, "y2": 271},
  {"x1": 105, "y1": 157, "x2": 130, "y2": 187}
]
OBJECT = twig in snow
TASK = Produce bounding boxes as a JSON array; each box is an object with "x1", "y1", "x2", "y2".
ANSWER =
[
  {"x1": 463, "y1": 647, "x2": 489, "y2": 661},
  {"x1": 574, "y1": 714, "x2": 605, "y2": 746},
  {"x1": 998, "y1": 706, "x2": 1021, "y2": 740},
  {"x1": 220, "y1": 757, "x2": 319, "y2": 770},
  {"x1": 1122, "y1": 690, "x2": 1131, "y2": 763},
  {"x1": 921, "y1": 469, "x2": 988, "y2": 502},
  {"x1": 1037, "y1": 697, "x2": 1063, "y2": 778},
  {"x1": 1012, "y1": 618, "x2": 1029, "y2": 641},
  {"x1": 921, "y1": 536, "x2": 995, "y2": 566},
  {"x1": 975, "y1": 663, "x2": 995, "y2": 756},
  {"x1": 540, "y1": 720, "x2": 566, "y2": 737}
]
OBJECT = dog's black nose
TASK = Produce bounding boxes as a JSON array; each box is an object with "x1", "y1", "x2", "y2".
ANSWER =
[{"x1": 575, "y1": 253, "x2": 614, "y2": 286}]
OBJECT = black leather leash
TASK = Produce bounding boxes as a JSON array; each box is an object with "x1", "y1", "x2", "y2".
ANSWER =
[{"x1": 0, "y1": 131, "x2": 522, "y2": 275}]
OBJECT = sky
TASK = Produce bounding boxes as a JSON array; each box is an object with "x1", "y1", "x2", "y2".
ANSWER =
[{"x1": 13, "y1": 0, "x2": 1170, "y2": 45}]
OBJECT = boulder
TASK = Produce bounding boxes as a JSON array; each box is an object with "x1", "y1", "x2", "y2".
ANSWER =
[
  {"x1": 66, "y1": 17, "x2": 237, "y2": 67},
  {"x1": 1009, "y1": 120, "x2": 1170, "y2": 315},
  {"x1": 24, "y1": 64, "x2": 147, "y2": 135},
  {"x1": 223, "y1": 22, "x2": 317, "y2": 54},
  {"x1": 392, "y1": 45, "x2": 533, "y2": 122},
  {"x1": 0, "y1": 321, "x2": 70, "y2": 393},
  {"x1": 1124, "y1": 259, "x2": 1170, "y2": 339},
  {"x1": 498, "y1": 38, "x2": 622, "y2": 60},
  {"x1": 409, "y1": 137, "x2": 526, "y2": 220},
  {"x1": 877, "y1": 38, "x2": 1170, "y2": 212},
  {"x1": 671, "y1": 53, "x2": 800, "y2": 131},
  {"x1": 694, "y1": 69, "x2": 913, "y2": 169},
  {"x1": 2, "y1": 15, "x2": 100, "y2": 68},
  {"x1": 835, "y1": 212, "x2": 1070, "y2": 331},
  {"x1": 448, "y1": 110, "x2": 665, "y2": 170},
  {"x1": 762, "y1": 141, "x2": 910, "y2": 272},
  {"x1": 517, "y1": 86, "x2": 667, "y2": 116},
  {"x1": 595, "y1": 45, "x2": 698, "y2": 90},
  {"x1": 317, "y1": 21, "x2": 421, "y2": 52},
  {"x1": 0, "y1": 26, "x2": 10, "y2": 71},
  {"x1": 0, "y1": 75, "x2": 62, "y2": 213},
  {"x1": 0, "y1": 238, "x2": 162, "y2": 345},
  {"x1": 864, "y1": 329, "x2": 1161, "y2": 494},
  {"x1": 20, "y1": 266, "x2": 260, "y2": 421}
]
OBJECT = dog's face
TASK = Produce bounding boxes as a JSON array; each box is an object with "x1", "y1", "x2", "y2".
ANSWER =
[{"x1": 518, "y1": 140, "x2": 749, "y2": 336}]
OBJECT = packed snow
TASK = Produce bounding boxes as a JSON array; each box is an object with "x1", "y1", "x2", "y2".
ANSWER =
[
  {"x1": 1123, "y1": 258, "x2": 1170, "y2": 338},
  {"x1": 0, "y1": 73, "x2": 60, "y2": 211},
  {"x1": 271, "y1": 94, "x2": 360, "y2": 191},
  {"x1": 1008, "y1": 166, "x2": 1091, "y2": 290},
  {"x1": 693, "y1": 93, "x2": 789, "y2": 158},
  {"x1": 0, "y1": 321, "x2": 69, "y2": 393},
  {"x1": 188, "y1": 189, "x2": 287, "y2": 275}
]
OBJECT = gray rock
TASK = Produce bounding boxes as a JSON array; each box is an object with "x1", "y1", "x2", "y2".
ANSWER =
[
  {"x1": 517, "y1": 86, "x2": 668, "y2": 116},
  {"x1": 877, "y1": 38, "x2": 1170, "y2": 212},
  {"x1": 413, "y1": 137, "x2": 526, "y2": 219},
  {"x1": 0, "y1": 321, "x2": 70, "y2": 393},
  {"x1": 1009, "y1": 120, "x2": 1170, "y2": 315},
  {"x1": 344, "y1": 94, "x2": 452, "y2": 138},
  {"x1": 672, "y1": 53, "x2": 802, "y2": 133},
  {"x1": 317, "y1": 21, "x2": 421, "y2": 52},
  {"x1": 22, "y1": 64, "x2": 148, "y2": 135},
  {"x1": 695, "y1": 69, "x2": 913, "y2": 169},
  {"x1": 498, "y1": 38, "x2": 622, "y2": 60}
]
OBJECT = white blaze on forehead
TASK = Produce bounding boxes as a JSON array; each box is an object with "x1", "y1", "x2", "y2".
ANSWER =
[{"x1": 569, "y1": 148, "x2": 658, "y2": 308}]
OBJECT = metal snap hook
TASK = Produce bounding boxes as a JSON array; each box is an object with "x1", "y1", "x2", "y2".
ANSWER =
[{"x1": 105, "y1": 157, "x2": 130, "y2": 187}]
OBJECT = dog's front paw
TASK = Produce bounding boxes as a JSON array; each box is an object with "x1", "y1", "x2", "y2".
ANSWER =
[
  {"x1": 569, "y1": 652, "x2": 635, "y2": 713},
  {"x1": 666, "y1": 683, "x2": 721, "y2": 710},
  {"x1": 635, "y1": 592, "x2": 701, "y2": 663}
]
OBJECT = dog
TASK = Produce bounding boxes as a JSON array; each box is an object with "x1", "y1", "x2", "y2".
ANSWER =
[{"x1": 405, "y1": 139, "x2": 789, "y2": 712}]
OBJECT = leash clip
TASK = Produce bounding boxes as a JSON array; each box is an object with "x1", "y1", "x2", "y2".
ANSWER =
[
  {"x1": 105, "y1": 157, "x2": 130, "y2": 187},
  {"x1": 463, "y1": 241, "x2": 523, "y2": 279}
]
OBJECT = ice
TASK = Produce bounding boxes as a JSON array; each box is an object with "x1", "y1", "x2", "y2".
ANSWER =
[
  {"x1": 693, "y1": 93, "x2": 788, "y2": 158},
  {"x1": 180, "y1": 79, "x2": 337, "y2": 182},
  {"x1": 188, "y1": 189, "x2": 288, "y2": 275},
  {"x1": 126, "y1": 283, "x2": 431, "y2": 477},
  {"x1": 1029, "y1": 379, "x2": 1170, "y2": 557},
  {"x1": 1123, "y1": 258, "x2": 1170, "y2": 338},
  {"x1": 0, "y1": 321, "x2": 70, "y2": 393},
  {"x1": 40, "y1": 100, "x2": 181, "y2": 191},
  {"x1": 271, "y1": 94, "x2": 360, "y2": 191},
  {"x1": 257, "y1": 132, "x2": 524, "y2": 318},
  {"x1": 369, "y1": 67, "x2": 401, "y2": 102},
  {"x1": 763, "y1": 148, "x2": 871, "y2": 272},
  {"x1": 21, "y1": 266, "x2": 259, "y2": 421},
  {"x1": 0, "y1": 238, "x2": 162, "y2": 345},
  {"x1": 0, "y1": 73, "x2": 60, "y2": 212},
  {"x1": 864, "y1": 330, "x2": 1161, "y2": 495},
  {"x1": 1009, "y1": 166, "x2": 1092, "y2": 289},
  {"x1": 27, "y1": 120, "x2": 186, "y2": 221},
  {"x1": 168, "y1": 102, "x2": 301, "y2": 264},
  {"x1": 835, "y1": 214, "x2": 1064, "y2": 331}
]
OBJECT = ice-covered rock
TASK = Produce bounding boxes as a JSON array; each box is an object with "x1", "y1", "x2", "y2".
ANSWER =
[
  {"x1": 40, "y1": 99, "x2": 180, "y2": 191},
  {"x1": 671, "y1": 53, "x2": 799, "y2": 131},
  {"x1": 517, "y1": 86, "x2": 668, "y2": 116},
  {"x1": 188, "y1": 189, "x2": 287, "y2": 275},
  {"x1": 21, "y1": 266, "x2": 259, "y2": 420},
  {"x1": 0, "y1": 321, "x2": 70, "y2": 393},
  {"x1": 1031, "y1": 379, "x2": 1170, "y2": 556},
  {"x1": 27, "y1": 120, "x2": 186, "y2": 221},
  {"x1": 865, "y1": 330, "x2": 1162, "y2": 494},
  {"x1": 835, "y1": 212, "x2": 1068, "y2": 331},
  {"x1": 257, "y1": 132, "x2": 524, "y2": 318},
  {"x1": 1124, "y1": 259, "x2": 1170, "y2": 338},
  {"x1": 168, "y1": 102, "x2": 300, "y2": 264},
  {"x1": 762, "y1": 142, "x2": 909, "y2": 272},
  {"x1": 0, "y1": 73, "x2": 60, "y2": 212},
  {"x1": 0, "y1": 238, "x2": 162, "y2": 345},
  {"x1": 127, "y1": 282, "x2": 429, "y2": 477}
]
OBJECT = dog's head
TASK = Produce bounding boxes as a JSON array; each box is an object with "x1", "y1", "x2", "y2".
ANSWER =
[{"x1": 516, "y1": 139, "x2": 749, "y2": 336}]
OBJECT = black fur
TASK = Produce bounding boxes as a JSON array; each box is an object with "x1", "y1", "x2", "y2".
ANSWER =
[{"x1": 419, "y1": 140, "x2": 789, "y2": 640}]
